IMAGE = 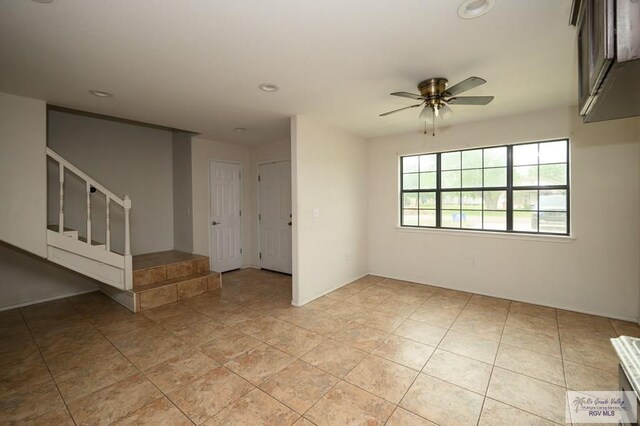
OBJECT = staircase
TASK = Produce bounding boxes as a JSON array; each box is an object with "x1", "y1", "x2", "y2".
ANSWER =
[
  {"x1": 45, "y1": 148, "x2": 220, "y2": 313},
  {"x1": 46, "y1": 148, "x2": 133, "y2": 291}
]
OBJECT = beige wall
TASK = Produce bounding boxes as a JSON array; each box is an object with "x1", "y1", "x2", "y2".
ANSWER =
[
  {"x1": 47, "y1": 109, "x2": 174, "y2": 255},
  {"x1": 191, "y1": 137, "x2": 253, "y2": 265},
  {"x1": 172, "y1": 131, "x2": 193, "y2": 253},
  {"x1": 0, "y1": 93, "x2": 97, "y2": 310},
  {"x1": 191, "y1": 137, "x2": 291, "y2": 269},
  {"x1": 368, "y1": 107, "x2": 640, "y2": 321},
  {"x1": 292, "y1": 116, "x2": 369, "y2": 305},
  {"x1": 0, "y1": 92, "x2": 47, "y2": 257},
  {"x1": 0, "y1": 243, "x2": 97, "y2": 311},
  {"x1": 251, "y1": 139, "x2": 291, "y2": 165}
]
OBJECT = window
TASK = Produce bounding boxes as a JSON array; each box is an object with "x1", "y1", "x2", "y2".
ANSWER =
[{"x1": 400, "y1": 139, "x2": 569, "y2": 235}]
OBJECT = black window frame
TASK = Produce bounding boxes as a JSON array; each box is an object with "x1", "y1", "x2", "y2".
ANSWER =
[{"x1": 400, "y1": 138, "x2": 570, "y2": 236}]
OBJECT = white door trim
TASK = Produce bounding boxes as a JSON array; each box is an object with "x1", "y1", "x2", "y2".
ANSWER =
[{"x1": 208, "y1": 159, "x2": 243, "y2": 272}]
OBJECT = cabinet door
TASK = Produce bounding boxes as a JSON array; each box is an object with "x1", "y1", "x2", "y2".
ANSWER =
[
  {"x1": 577, "y1": 1, "x2": 591, "y2": 115},
  {"x1": 587, "y1": 0, "x2": 614, "y2": 93}
]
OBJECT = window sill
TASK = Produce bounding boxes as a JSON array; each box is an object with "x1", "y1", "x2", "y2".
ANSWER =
[{"x1": 395, "y1": 226, "x2": 576, "y2": 243}]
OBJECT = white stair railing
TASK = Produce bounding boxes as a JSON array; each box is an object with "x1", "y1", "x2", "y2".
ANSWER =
[{"x1": 46, "y1": 147, "x2": 132, "y2": 289}]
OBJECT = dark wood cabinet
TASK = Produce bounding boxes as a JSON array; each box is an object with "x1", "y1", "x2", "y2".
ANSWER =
[{"x1": 571, "y1": 0, "x2": 640, "y2": 123}]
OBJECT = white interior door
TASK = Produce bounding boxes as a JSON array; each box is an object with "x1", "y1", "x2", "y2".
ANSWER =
[
  {"x1": 209, "y1": 161, "x2": 242, "y2": 272},
  {"x1": 258, "y1": 161, "x2": 292, "y2": 274}
]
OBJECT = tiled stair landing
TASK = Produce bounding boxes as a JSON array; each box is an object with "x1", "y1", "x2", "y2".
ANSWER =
[{"x1": 132, "y1": 250, "x2": 221, "y2": 312}]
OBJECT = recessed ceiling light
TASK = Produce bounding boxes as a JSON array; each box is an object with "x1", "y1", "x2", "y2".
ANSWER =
[
  {"x1": 457, "y1": 0, "x2": 495, "y2": 19},
  {"x1": 89, "y1": 90, "x2": 113, "y2": 98},
  {"x1": 233, "y1": 127, "x2": 248, "y2": 133},
  {"x1": 258, "y1": 83, "x2": 279, "y2": 93}
]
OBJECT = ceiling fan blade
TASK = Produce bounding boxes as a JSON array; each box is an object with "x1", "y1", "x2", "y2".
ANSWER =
[
  {"x1": 379, "y1": 103, "x2": 423, "y2": 117},
  {"x1": 419, "y1": 106, "x2": 434, "y2": 122},
  {"x1": 390, "y1": 92, "x2": 424, "y2": 100},
  {"x1": 439, "y1": 104, "x2": 453, "y2": 120},
  {"x1": 445, "y1": 76, "x2": 487, "y2": 96},
  {"x1": 447, "y1": 96, "x2": 494, "y2": 105}
]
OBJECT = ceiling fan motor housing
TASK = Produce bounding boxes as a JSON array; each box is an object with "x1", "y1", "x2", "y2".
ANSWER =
[{"x1": 418, "y1": 78, "x2": 449, "y2": 108}]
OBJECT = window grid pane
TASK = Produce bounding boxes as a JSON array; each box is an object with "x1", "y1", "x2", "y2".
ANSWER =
[{"x1": 400, "y1": 139, "x2": 568, "y2": 235}]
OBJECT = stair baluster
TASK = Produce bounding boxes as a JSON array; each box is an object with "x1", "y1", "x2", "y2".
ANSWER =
[
  {"x1": 86, "y1": 182, "x2": 91, "y2": 245},
  {"x1": 124, "y1": 195, "x2": 131, "y2": 257},
  {"x1": 58, "y1": 165, "x2": 64, "y2": 233},
  {"x1": 124, "y1": 194, "x2": 132, "y2": 289},
  {"x1": 106, "y1": 196, "x2": 110, "y2": 252}
]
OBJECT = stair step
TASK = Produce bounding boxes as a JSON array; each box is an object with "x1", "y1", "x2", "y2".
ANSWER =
[
  {"x1": 47, "y1": 225, "x2": 78, "y2": 239},
  {"x1": 134, "y1": 271, "x2": 222, "y2": 312},
  {"x1": 133, "y1": 251, "x2": 210, "y2": 287},
  {"x1": 77, "y1": 235, "x2": 107, "y2": 248},
  {"x1": 133, "y1": 270, "x2": 217, "y2": 292}
]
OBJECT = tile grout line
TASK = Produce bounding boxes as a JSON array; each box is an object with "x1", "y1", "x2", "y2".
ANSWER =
[
  {"x1": 394, "y1": 290, "x2": 472, "y2": 425},
  {"x1": 557, "y1": 304, "x2": 570, "y2": 424},
  {"x1": 166, "y1": 281, "x2": 345, "y2": 424},
  {"x1": 296, "y1": 307, "x2": 396, "y2": 423},
  {"x1": 483, "y1": 303, "x2": 565, "y2": 425},
  {"x1": 82, "y1": 308, "x2": 200, "y2": 425},
  {"x1": 384, "y1": 344, "x2": 439, "y2": 425},
  {"x1": 326, "y1": 287, "x2": 490, "y2": 423},
  {"x1": 9, "y1": 271, "x2": 626, "y2": 425},
  {"x1": 18, "y1": 301, "x2": 79, "y2": 426},
  {"x1": 131, "y1": 301, "x2": 269, "y2": 425},
  {"x1": 474, "y1": 299, "x2": 510, "y2": 426}
]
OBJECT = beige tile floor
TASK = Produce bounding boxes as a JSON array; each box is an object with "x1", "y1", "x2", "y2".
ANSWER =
[{"x1": 0, "y1": 269, "x2": 634, "y2": 425}]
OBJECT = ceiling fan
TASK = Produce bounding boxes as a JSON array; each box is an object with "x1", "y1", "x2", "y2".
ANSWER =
[{"x1": 380, "y1": 76, "x2": 494, "y2": 134}]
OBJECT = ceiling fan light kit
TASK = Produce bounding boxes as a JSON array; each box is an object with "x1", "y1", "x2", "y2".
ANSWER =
[{"x1": 380, "y1": 76, "x2": 494, "y2": 136}]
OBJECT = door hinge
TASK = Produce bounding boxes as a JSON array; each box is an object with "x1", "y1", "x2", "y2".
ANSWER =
[
  {"x1": 258, "y1": 175, "x2": 261, "y2": 182},
  {"x1": 239, "y1": 210, "x2": 242, "y2": 217},
  {"x1": 258, "y1": 213, "x2": 261, "y2": 221},
  {"x1": 259, "y1": 252, "x2": 262, "y2": 259},
  {"x1": 239, "y1": 173, "x2": 241, "y2": 179},
  {"x1": 240, "y1": 248, "x2": 243, "y2": 254}
]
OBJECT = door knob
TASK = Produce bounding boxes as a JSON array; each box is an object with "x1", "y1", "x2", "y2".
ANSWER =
[
  {"x1": 288, "y1": 221, "x2": 292, "y2": 226},
  {"x1": 212, "y1": 221, "x2": 221, "y2": 225}
]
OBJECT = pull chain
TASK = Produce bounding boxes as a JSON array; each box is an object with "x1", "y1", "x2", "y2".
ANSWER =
[
  {"x1": 432, "y1": 107, "x2": 435, "y2": 137},
  {"x1": 423, "y1": 107, "x2": 437, "y2": 137}
]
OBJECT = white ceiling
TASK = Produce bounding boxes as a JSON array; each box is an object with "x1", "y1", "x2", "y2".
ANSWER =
[{"x1": 0, "y1": 0, "x2": 577, "y2": 145}]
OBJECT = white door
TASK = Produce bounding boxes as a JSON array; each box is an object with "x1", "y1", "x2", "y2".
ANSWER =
[
  {"x1": 258, "y1": 161, "x2": 292, "y2": 274},
  {"x1": 209, "y1": 161, "x2": 242, "y2": 272}
]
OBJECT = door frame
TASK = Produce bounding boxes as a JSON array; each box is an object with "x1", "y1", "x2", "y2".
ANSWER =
[
  {"x1": 208, "y1": 159, "x2": 243, "y2": 272},
  {"x1": 256, "y1": 159, "x2": 292, "y2": 273}
]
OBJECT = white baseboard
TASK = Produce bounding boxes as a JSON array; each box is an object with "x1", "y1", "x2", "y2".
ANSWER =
[
  {"x1": 369, "y1": 270, "x2": 639, "y2": 323},
  {"x1": 241, "y1": 264, "x2": 261, "y2": 270},
  {"x1": 0, "y1": 287, "x2": 99, "y2": 312},
  {"x1": 292, "y1": 271, "x2": 369, "y2": 307},
  {"x1": 98, "y1": 283, "x2": 135, "y2": 313}
]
